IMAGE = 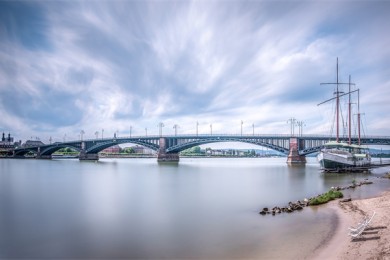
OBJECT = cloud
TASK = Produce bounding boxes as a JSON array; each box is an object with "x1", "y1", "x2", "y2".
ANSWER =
[{"x1": 1, "y1": 0, "x2": 390, "y2": 141}]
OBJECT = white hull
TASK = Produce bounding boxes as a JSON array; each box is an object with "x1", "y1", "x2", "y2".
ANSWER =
[{"x1": 317, "y1": 150, "x2": 371, "y2": 170}]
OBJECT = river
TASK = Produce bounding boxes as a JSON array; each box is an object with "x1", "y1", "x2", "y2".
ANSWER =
[{"x1": 0, "y1": 157, "x2": 389, "y2": 258}]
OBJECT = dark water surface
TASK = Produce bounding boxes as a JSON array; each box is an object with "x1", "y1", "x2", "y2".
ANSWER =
[{"x1": 0, "y1": 157, "x2": 388, "y2": 258}]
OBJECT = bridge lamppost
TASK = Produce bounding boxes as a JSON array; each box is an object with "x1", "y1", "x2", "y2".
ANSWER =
[
  {"x1": 80, "y1": 130, "x2": 85, "y2": 141},
  {"x1": 145, "y1": 128, "x2": 148, "y2": 137},
  {"x1": 95, "y1": 131, "x2": 99, "y2": 139},
  {"x1": 196, "y1": 121, "x2": 199, "y2": 136},
  {"x1": 241, "y1": 120, "x2": 243, "y2": 136},
  {"x1": 158, "y1": 122, "x2": 164, "y2": 137},
  {"x1": 210, "y1": 124, "x2": 213, "y2": 135},
  {"x1": 252, "y1": 123, "x2": 255, "y2": 136},
  {"x1": 49, "y1": 136, "x2": 52, "y2": 144},
  {"x1": 287, "y1": 118, "x2": 297, "y2": 136},
  {"x1": 297, "y1": 121, "x2": 305, "y2": 137},
  {"x1": 173, "y1": 124, "x2": 179, "y2": 136},
  {"x1": 102, "y1": 129, "x2": 104, "y2": 139}
]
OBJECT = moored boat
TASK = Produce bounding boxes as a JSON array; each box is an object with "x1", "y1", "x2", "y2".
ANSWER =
[
  {"x1": 316, "y1": 58, "x2": 371, "y2": 172},
  {"x1": 317, "y1": 141, "x2": 371, "y2": 171}
]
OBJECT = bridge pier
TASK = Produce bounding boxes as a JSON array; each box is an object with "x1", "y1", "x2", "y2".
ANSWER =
[
  {"x1": 36, "y1": 148, "x2": 52, "y2": 159},
  {"x1": 79, "y1": 149, "x2": 99, "y2": 161},
  {"x1": 287, "y1": 137, "x2": 306, "y2": 165},
  {"x1": 157, "y1": 153, "x2": 180, "y2": 162},
  {"x1": 36, "y1": 154, "x2": 52, "y2": 159},
  {"x1": 157, "y1": 137, "x2": 179, "y2": 163}
]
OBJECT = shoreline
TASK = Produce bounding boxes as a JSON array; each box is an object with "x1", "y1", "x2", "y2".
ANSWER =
[{"x1": 312, "y1": 190, "x2": 390, "y2": 259}]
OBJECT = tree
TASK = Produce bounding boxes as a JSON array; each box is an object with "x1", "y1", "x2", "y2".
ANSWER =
[
  {"x1": 191, "y1": 146, "x2": 201, "y2": 154},
  {"x1": 123, "y1": 147, "x2": 135, "y2": 154},
  {"x1": 65, "y1": 147, "x2": 74, "y2": 153}
]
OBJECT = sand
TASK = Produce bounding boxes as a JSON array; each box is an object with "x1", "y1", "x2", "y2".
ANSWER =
[{"x1": 313, "y1": 191, "x2": 390, "y2": 259}]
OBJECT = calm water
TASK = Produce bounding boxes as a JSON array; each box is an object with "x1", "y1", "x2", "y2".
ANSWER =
[{"x1": 0, "y1": 157, "x2": 389, "y2": 259}]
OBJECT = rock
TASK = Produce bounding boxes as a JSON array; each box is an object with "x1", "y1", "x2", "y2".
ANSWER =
[
  {"x1": 259, "y1": 210, "x2": 267, "y2": 215},
  {"x1": 263, "y1": 207, "x2": 269, "y2": 212},
  {"x1": 339, "y1": 198, "x2": 352, "y2": 203}
]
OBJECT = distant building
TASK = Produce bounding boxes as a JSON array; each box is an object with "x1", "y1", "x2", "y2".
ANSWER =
[
  {"x1": 101, "y1": 145, "x2": 121, "y2": 153},
  {"x1": 133, "y1": 145, "x2": 145, "y2": 154},
  {"x1": 23, "y1": 140, "x2": 45, "y2": 147},
  {"x1": 212, "y1": 149, "x2": 224, "y2": 156},
  {"x1": 1, "y1": 132, "x2": 13, "y2": 143},
  {"x1": 0, "y1": 133, "x2": 21, "y2": 150},
  {"x1": 131, "y1": 145, "x2": 155, "y2": 155}
]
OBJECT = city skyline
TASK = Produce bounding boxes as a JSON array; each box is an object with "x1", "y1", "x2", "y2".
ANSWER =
[{"x1": 1, "y1": 0, "x2": 390, "y2": 142}]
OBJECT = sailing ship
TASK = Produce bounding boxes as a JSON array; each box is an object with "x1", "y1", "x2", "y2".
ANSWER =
[{"x1": 317, "y1": 59, "x2": 371, "y2": 172}]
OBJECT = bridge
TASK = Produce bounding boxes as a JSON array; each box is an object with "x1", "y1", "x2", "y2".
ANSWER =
[{"x1": 8, "y1": 134, "x2": 390, "y2": 163}]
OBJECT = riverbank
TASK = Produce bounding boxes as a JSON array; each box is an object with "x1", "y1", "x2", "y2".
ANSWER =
[{"x1": 313, "y1": 190, "x2": 390, "y2": 259}]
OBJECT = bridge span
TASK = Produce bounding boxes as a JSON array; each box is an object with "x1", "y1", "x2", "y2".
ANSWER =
[{"x1": 9, "y1": 134, "x2": 390, "y2": 163}]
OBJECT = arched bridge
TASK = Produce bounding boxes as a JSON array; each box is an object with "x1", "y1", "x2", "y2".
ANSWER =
[{"x1": 11, "y1": 134, "x2": 390, "y2": 163}]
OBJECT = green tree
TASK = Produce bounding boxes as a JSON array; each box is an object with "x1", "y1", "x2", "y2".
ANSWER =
[
  {"x1": 123, "y1": 147, "x2": 135, "y2": 154},
  {"x1": 64, "y1": 147, "x2": 74, "y2": 153},
  {"x1": 191, "y1": 146, "x2": 201, "y2": 154}
]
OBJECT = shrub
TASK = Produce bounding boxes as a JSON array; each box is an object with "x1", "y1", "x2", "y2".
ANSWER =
[{"x1": 309, "y1": 189, "x2": 343, "y2": 206}]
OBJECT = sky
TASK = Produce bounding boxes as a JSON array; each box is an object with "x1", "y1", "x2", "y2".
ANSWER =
[{"x1": 1, "y1": 0, "x2": 390, "y2": 143}]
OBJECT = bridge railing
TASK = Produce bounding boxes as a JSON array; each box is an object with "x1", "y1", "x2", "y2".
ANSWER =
[{"x1": 15, "y1": 134, "x2": 390, "y2": 148}]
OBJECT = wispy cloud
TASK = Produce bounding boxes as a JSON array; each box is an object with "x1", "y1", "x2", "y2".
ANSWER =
[{"x1": 0, "y1": 0, "x2": 389, "y2": 142}]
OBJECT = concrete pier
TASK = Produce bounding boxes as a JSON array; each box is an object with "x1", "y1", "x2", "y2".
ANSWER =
[
  {"x1": 36, "y1": 154, "x2": 52, "y2": 159},
  {"x1": 79, "y1": 150, "x2": 99, "y2": 161},
  {"x1": 287, "y1": 137, "x2": 306, "y2": 164},
  {"x1": 36, "y1": 147, "x2": 52, "y2": 159},
  {"x1": 158, "y1": 137, "x2": 180, "y2": 162},
  {"x1": 157, "y1": 153, "x2": 180, "y2": 162}
]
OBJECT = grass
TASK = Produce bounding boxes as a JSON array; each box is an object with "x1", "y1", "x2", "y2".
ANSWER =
[{"x1": 309, "y1": 189, "x2": 344, "y2": 206}]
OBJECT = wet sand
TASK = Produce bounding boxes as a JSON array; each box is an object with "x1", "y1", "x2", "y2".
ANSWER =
[{"x1": 313, "y1": 191, "x2": 390, "y2": 259}]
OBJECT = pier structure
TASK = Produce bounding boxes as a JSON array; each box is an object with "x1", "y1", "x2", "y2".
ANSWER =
[
  {"x1": 287, "y1": 138, "x2": 307, "y2": 164},
  {"x1": 157, "y1": 137, "x2": 180, "y2": 162}
]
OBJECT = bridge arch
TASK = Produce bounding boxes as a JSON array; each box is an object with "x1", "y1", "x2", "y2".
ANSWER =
[
  {"x1": 299, "y1": 146, "x2": 323, "y2": 156},
  {"x1": 40, "y1": 144, "x2": 81, "y2": 156},
  {"x1": 13, "y1": 148, "x2": 38, "y2": 157},
  {"x1": 165, "y1": 137, "x2": 289, "y2": 154},
  {"x1": 85, "y1": 139, "x2": 159, "y2": 154}
]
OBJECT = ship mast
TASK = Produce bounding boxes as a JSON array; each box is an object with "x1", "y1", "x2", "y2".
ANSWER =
[
  {"x1": 336, "y1": 59, "x2": 340, "y2": 142},
  {"x1": 357, "y1": 89, "x2": 361, "y2": 145},
  {"x1": 320, "y1": 58, "x2": 343, "y2": 143},
  {"x1": 348, "y1": 75, "x2": 352, "y2": 145}
]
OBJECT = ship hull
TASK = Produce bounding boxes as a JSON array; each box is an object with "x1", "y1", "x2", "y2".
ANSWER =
[{"x1": 317, "y1": 151, "x2": 371, "y2": 172}]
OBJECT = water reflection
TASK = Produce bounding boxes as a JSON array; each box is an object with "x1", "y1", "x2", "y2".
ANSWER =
[{"x1": 0, "y1": 157, "x2": 388, "y2": 258}]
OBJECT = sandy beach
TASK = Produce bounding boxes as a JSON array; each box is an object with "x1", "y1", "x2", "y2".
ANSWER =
[{"x1": 313, "y1": 191, "x2": 390, "y2": 259}]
